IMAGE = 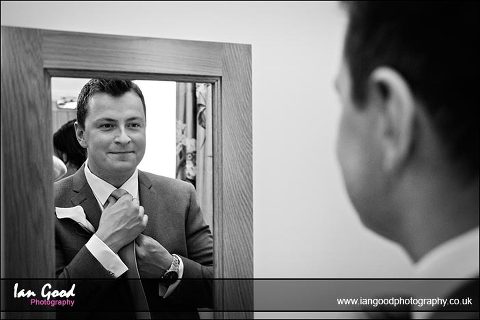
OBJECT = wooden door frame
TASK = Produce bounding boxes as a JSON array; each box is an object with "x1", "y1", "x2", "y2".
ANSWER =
[{"x1": 1, "y1": 26, "x2": 252, "y2": 318}]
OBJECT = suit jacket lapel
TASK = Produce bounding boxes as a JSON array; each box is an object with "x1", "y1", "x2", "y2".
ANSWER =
[
  {"x1": 138, "y1": 171, "x2": 158, "y2": 237},
  {"x1": 138, "y1": 171, "x2": 173, "y2": 242},
  {"x1": 71, "y1": 164, "x2": 103, "y2": 231}
]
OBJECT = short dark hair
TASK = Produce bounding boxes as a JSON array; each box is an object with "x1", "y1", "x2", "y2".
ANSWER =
[
  {"x1": 76, "y1": 79, "x2": 146, "y2": 128},
  {"x1": 54, "y1": 119, "x2": 87, "y2": 169},
  {"x1": 342, "y1": 1, "x2": 479, "y2": 178}
]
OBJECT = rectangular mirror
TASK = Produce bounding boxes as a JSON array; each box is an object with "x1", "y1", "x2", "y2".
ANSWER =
[
  {"x1": 51, "y1": 78, "x2": 213, "y2": 229},
  {"x1": 1, "y1": 26, "x2": 252, "y2": 319}
]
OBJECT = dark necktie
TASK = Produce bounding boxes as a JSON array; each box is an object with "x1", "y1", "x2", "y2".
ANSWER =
[{"x1": 105, "y1": 189, "x2": 151, "y2": 319}]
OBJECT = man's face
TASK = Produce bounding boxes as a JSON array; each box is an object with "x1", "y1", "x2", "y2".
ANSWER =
[
  {"x1": 76, "y1": 91, "x2": 146, "y2": 180},
  {"x1": 334, "y1": 60, "x2": 390, "y2": 235}
]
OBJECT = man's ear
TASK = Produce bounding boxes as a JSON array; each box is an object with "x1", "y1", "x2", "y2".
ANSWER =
[
  {"x1": 74, "y1": 121, "x2": 88, "y2": 148},
  {"x1": 369, "y1": 67, "x2": 416, "y2": 173}
]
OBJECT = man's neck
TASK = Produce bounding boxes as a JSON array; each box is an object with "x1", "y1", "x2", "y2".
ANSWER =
[
  {"x1": 87, "y1": 163, "x2": 134, "y2": 188},
  {"x1": 396, "y1": 174, "x2": 479, "y2": 262}
]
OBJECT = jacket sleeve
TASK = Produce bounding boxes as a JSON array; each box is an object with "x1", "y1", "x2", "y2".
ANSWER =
[
  {"x1": 55, "y1": 219, "x2": 121, "y2": 313},
  {"x1": 165, "y1": 183, "x2": 214, "y2": 307}
]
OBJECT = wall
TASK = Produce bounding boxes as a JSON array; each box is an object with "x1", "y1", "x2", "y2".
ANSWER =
[{"x1": 1, "y1": 0, "x2": 414, "y2": 306}]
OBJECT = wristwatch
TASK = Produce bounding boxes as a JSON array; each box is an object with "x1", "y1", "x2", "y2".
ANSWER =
[{"x1": 161, "y1": 254, "x2": 180, "y2": 286}]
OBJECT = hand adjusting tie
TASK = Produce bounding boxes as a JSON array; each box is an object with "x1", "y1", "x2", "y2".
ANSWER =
[{"x1": 106, "y1": 188, "x2": 150, "y2": 319}]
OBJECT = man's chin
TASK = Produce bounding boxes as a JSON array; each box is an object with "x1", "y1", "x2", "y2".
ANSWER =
[{"x1": 107, "y1": 161, "x2": 138, "y2": 174}]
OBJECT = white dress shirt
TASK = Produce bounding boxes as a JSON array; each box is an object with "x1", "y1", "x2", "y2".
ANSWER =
[
  {"x1": 83, "y1": 159, "x2": 183, "y2": 298},
  {"x1": 412, "y1": 227, "x2": 479, "y2": 319}
]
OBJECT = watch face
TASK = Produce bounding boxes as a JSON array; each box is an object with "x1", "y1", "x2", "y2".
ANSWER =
[{"x1": 163, "y1": 271, "x2": 178, "y2": 285}]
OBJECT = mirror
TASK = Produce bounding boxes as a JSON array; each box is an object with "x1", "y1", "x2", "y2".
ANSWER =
[
  {"x1": 2, "y1": 26, "x2": 252, "y2": 319},
  {"x1": 51, "y1": 77, "x2": 213, "y2": 228},
  {"x1": 51, "y1": 77, "x2": 214, "y2": 318}
]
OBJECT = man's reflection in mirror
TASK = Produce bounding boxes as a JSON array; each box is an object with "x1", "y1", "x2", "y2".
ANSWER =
[{"x1": 54, "y1": 79, "x2": 213, "y2": 319}]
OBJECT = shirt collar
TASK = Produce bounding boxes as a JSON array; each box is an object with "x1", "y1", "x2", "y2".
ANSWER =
[
  {"x1": 411, "y1": 227, "x2": 479, "y2": 319},
  {"x1": 414, "y1": 227, "x2": 479, "y2": 278},
  {"x1": 84, "y1": 158, "x2": 139, "y2": 208}
]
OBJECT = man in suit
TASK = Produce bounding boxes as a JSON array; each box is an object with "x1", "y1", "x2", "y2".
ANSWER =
[
  {"x1": 55, "y1": 79, "x2": 213, "y2": 319},
  {"x1": 335, "y1": 2, "x2": 478, "y2": 319}
]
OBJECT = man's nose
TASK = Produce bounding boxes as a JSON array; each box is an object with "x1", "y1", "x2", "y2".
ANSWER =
[{"x1": 114, "y1": 126, "x2": 131, "y2": 144}]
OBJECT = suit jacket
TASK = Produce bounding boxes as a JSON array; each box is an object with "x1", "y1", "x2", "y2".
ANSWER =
[
  {"x1": 54, "y1": 165, "x2": 213, "y2": 319},
  {"x1": 430, "y1": 277, "x2": 479, "y2": 319},
  {"x1": 363, "y1": 278, "x2": 479, "y2": 320}
]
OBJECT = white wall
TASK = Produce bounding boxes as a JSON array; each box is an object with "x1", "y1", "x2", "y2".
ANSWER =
[{"x1": 1, "y1": 0, "x2": 413, "y2": 289}]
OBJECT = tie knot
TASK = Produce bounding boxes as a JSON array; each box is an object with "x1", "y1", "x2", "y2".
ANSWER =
[
  {"x1": 104, "y1": 189, "x2": 129, "y2": 209},
  {"x1": 110, "y1": 188, "x2": 129, "y2": 200}
]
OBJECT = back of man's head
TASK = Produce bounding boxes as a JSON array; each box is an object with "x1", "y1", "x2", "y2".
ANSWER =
[
  {"x1": 54, "y1": 119, "x2": 87, "y2": 169},
  {"x1": 76, "y1": 79, "x2": 146, "y2": 128},
  {"x1": 342, "y1": 1, "x2": 479, "y2": 180}
]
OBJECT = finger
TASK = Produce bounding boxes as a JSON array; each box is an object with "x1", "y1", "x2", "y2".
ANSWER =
[
  {"x1": 132, "y1": 197, "x2": 140, "y2": 206},
  {"x1": 135, "y1": 235, "x2": 142, "y2": 247},
  {"x1": 118, "y1": 193, "x2": 133, "y2": 202},
  {"x1": 138, "y1": 205, "x2": 144, "y2": 216},
  {"x1": 106, "y1": 193, "x2": 132, "y2": 209},
  {"x1": 142, "y1": 214, "x2": 148, "y2": 228},
  {"x1": 134, "y1": 235, "x2": 144, "y2": 251},
  {"x1": 105, "y1": 200, "x2": 115, "y2": 209}
]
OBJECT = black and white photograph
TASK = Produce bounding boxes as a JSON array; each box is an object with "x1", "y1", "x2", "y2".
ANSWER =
[{"x1": 1, "y1": 1, "x2": 478, "y2": 319}]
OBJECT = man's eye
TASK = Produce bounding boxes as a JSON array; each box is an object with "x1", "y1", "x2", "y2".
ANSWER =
[
  {"x1": 100, "y1": 124, "x2": 114, "y2": 129},
  {"x1": 128, "y1": 123, "x2": 141, "y2": 128}
]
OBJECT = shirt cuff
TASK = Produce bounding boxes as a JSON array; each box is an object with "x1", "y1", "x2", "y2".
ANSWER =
[
  {"x1": 85, "y1": 234, "x2": 128, "y2": 278},
  {"x1": 159, "y1": 254, "x2": 184, "y2": 298}
]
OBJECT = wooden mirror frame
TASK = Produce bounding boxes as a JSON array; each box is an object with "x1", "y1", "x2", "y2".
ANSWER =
[{"x1": 1, "y1": 26, "x2": 252, "y2": 319}]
